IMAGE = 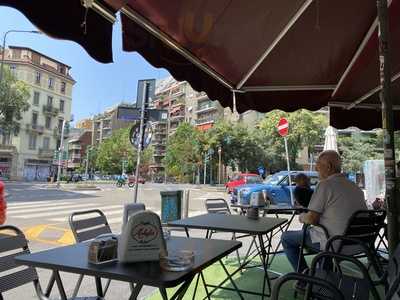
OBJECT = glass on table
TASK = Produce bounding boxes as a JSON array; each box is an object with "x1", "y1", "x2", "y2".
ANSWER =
[{"x1": 160, "y1": 250, "x2": 194, "y2": 272}]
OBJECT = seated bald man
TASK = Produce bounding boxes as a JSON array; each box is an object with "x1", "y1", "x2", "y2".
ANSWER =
[{"x1": 281, "y1": 150, "x2": 367, "y2": 274}]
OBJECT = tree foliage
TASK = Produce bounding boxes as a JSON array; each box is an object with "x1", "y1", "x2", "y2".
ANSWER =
[
  {"x1": 0, "y1": 68, "x2": 30, "y2": 135},
  {"x1": 258, "y1": 109, "x2": 327, "y2": 170},
  {"x1": 338, "y1": 133, "x2": 382, "y2": 173},
  {"x1": 95, "y1": 127, "x2": 152, "y2": 175},
  {"x1": 163, "y1": 123, "x2": 203, "y2": 182}
]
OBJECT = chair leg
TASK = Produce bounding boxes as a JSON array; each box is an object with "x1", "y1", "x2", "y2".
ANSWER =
[
  {"x1": 71, "y1": 274, "x2": 84, "y2": 299},
  {"x1": 103, "y1": 279, "x2": 112, "y2": 295},
  {"x1": 231, "y1": 233, "x2": 242, "y2": 269}
]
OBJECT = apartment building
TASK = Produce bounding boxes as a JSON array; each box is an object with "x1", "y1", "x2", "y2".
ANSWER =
[
  {"x1": 66, "y1": 129, "x2": 92, "y2": 171},
  {"x1": 75, "y1": 118, "x2": 93, "y2": 130},
  {"x1": 0, "y1": 46, "x2": 74, "y2": 180},
  {"x1": 91, "y1": 103, "x2": 133, "y2": 146}
]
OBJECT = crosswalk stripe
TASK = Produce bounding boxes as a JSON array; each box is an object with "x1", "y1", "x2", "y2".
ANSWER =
[
  {"x1": 16, "y1": 205, "x2": 123, "y2": 219},
  {"x1": 7, "y1": 203, "x2": 99, "y2": 215},
  {"x1": 7, "y1": 201, "x2": 54, "y2": 207},
  {"x1": 7, "y1": 202, "x2": 72, "y2": 211},
  {"x1": 49, "y1": 209, "x2": 124, "y2": 222},
  {"x1": 107, "y1": 209, "x2": 161, "y2": 225}
]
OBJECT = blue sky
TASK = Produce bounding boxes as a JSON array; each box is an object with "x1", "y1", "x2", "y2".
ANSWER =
[{"x1": 0, "y1": 7, "x2": 169, "y2": 123}]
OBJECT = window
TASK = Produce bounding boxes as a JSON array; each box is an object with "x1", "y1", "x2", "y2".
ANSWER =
[
  {"x1": 35, "y1": 71, "x2": 41, "y2": 85},
  {"x1": 12, "y1": 49, "x2": 21, "y2": 59},
  {"x1": 60, "y1": 82, "x2": 66, "y2": 94},
  {"x1": 48, "y1": 77, "x2": 54, "y2": 89},
  {"x1": 59, "y1": 65, "x2": 65, "y2": 75},
  {"x1": 28, "y1": 134, "x2": 36, "y2": 150},
  {"x1": 45, "y1": 116, "x2": 51, "y2": 129},
  {"x1": 33, "y1": 91, "x2": 40, "y2": 106},
  {"x1": 47, "y1": 96, "x2": 53, "y2": 107},
  {"x1": 59, "y1": 99, "x2": 65, "y2": 113},
  {"x1": 58, "y1": 119, "x2": 64, "y2": 132},
  {"x1": 9, "y1": 65, "x2": 16, "y2": 75},
  {"x1": 43, "y1": 137, "x2": 50, "y2": 150},
  {"x1": 32, "y1": 112, "x2": 38, "y2": 127}
]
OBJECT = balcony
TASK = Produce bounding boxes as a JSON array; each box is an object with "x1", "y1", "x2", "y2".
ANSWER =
[
  {"x1": 68, "y1": 143, "x2": 81, "y2": 150},
  {"x1": 153, "y1": 151, "x2": 166, "y2": 157},
  {"x1": 53, "y1": 127, "x2": 69, "y2": 138},
  {"x1": 152, "y1": 139, "x2": 166, "y2": 146},
  {"x1": 170, "y1": 114, "x2": 185, "y2": 121},
  {"x1": 196, "y1": 117, "x2": 216, "y2": 126},
  {"x1": 196, "y1": 103, "x2": 217, "y2": 114},
  {"x1": 26, "y1": 123, "x2": 44, "y2": 134},
  {"x1": 70, "y1": 153, "x2": 81, "y2": 159},
  {"x1": 42, "y1": 105, "x2": 59, "y2": 116},
  {"x1": 38, "y1": 148, "x2": 54, "y2": 159},
  {"x1": 0, "y1": 144, "x2": 16, "y2": 153}
]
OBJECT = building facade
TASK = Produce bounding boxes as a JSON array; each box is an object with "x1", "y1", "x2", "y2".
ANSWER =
[
  {"x1": 91, "y1": 103, "x2": 133, "y2": 146},
  {"x1": 75, "y1": 118, "x2": 93, "y2": 130},
  {"x1": 0, "y1": 46, "x2": 74, "y2": 180},
  {"x1": 66, "y1": 129, "x2": 92, "y2": 171}
]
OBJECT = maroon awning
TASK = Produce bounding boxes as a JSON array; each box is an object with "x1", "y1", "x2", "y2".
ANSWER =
[
  {"x1": 3, "y1": 0, "x2": 400, "y2": 129},
  {"x1": 0, "y1": 0, "x2": 116, "y2": 63},
  {"x1": 117, "y1": 0, "x2": 400, "y2": 129}
]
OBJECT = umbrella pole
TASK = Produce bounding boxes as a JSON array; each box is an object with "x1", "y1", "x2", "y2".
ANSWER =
[{"x1": 377, "y1": 0, "x2": 398, "y2": 255}]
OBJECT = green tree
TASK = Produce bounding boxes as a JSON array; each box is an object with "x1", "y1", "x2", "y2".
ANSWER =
[
  {"x1": 257, "y1": 109, "x2": 327, "y2": 171},
  {"x1": 163, "y1": 123, "x2": 204, "y2": 182},
  {"x1": 339, "y1": 133, "x2": 382, "y2": 173},
  {"x1": 206, "y1": 121, "x2": 268, "y2": 173},
  {"x1": 0, "y1": 68, "x2": 30, "y2": 136},
  {"x1": 95, "y1": 127, "x2": 152, "y2": 175}
]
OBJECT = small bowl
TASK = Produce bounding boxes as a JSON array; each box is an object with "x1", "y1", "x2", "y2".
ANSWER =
[{"x1": 160, "y1": 250, "x2": 194, "y2": 272}]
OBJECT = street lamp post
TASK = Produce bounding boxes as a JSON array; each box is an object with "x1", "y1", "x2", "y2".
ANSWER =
[
  {"x1": 218, "y1": 146, "x2": 222, "y2": 185},
  {"x1": 0, "y1": 30, "x2": 41, "y2": 84},
  {"x1": 56, "y1": 119, "x2": 66, "y2": 188}
]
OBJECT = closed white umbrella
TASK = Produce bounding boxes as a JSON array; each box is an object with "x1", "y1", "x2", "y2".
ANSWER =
[{"x1": 323, "y1": 126, "x2": 338, "y2": 152}]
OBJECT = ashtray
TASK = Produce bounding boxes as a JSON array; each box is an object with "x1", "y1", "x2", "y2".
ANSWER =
[{"x1": 160, "y1": 250, "x2": 194, "y2": 272}]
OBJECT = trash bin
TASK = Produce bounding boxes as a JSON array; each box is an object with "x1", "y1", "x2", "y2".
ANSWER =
[{"x1": 160, "y1": 191, "x2": 183, "y2": 224}]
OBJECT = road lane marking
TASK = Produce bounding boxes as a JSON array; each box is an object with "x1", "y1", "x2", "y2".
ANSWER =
[
  {"x1": 24, "y1": 225, "x2": 75, "y2": 246},
  {"x1": 7, "y1": 203, "x2": 99, "y2": 215},
  {"x1": 7, "y1": 202, "x2": 71, "y2": 211},
  {"x1": 16, "y1": 204, "x2": 123, "y2": 219},
  {"x1": 7, "y1": 200, "x2": 54, "y2": 207},
  {"x1": 49, "y1": 209, "x2": 124, "y2": 222}
]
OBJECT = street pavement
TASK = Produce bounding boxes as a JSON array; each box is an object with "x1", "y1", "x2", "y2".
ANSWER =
[{"x1": 2, "y1": 181, "x2": 301, "y2": 300}]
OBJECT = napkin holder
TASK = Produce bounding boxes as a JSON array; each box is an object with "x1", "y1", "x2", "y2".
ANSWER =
[
  {"x1": 88, "y1": 234, "x2": 118, "y2": 264},
  {"x1": 247, "y1": 191, "x2": 266, "y2": 220},
  {"x1": 118, "y1": 210, "x2": 167, "y2": 263}
]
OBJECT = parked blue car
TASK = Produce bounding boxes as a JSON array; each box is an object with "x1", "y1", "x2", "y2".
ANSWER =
[{"x1": 231, "y1": 171, "x2": 319, "y2": 206}]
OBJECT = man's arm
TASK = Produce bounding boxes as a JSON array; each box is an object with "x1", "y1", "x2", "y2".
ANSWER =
[{"x1": 299, "y1": 211, "x2": 320, "y2": 225}]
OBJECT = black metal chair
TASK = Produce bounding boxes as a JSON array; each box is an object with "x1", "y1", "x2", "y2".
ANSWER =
[
  {"x1": 271, "y1": 272, "x2": 345, "y2": 300},
  {"x1": 0, "y1": 225, "x2": 100, "y2": 300},
  {"x1": 0, "y1": 225, "x2": 44, "y2": 300},
  {"x1": 298, "y1": 209, "x2": 386, "y2": 275},
  {"x1": 69, "y1": 209, "x2": 113, "y2": 299},
  {"x1": 279, "y1": 239, "x2": 400, "y2": 300},
  {"x1": 204, "y1": 198, "x2": 259, "y2": 268}
]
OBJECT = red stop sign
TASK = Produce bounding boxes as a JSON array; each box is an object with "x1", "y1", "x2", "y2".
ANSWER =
[{"x1": 277, "y1": 118, "x2": 289, "y2": 137}]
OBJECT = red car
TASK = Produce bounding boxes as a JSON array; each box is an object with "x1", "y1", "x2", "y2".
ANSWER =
[
  {"x1": 225, "y1": 173, "x2": 262, "y2": 193},
  {"x1": 128, "y1": 176, "x2": 146, "y2": 187}
]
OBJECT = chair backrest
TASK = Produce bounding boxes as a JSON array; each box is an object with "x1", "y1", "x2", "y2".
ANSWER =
[
  {"x1": 0, "y1": 225, "x2": 38, "y2": 295},
  {"x1": 69, "y1": 209, "x2": 112, "y2": 243},
  {"x1": 205, "y1": 198, "x2": 231, "y2": 215},
  {"x1": 122, "y1": 203, "x2": 145, "y2": 230},
  {"x1": 341, "y1": 209, "x2": 386, "y2": 250},
  {"x1": 386, "y1": 243, "x2": 400, "y2": 300}
]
